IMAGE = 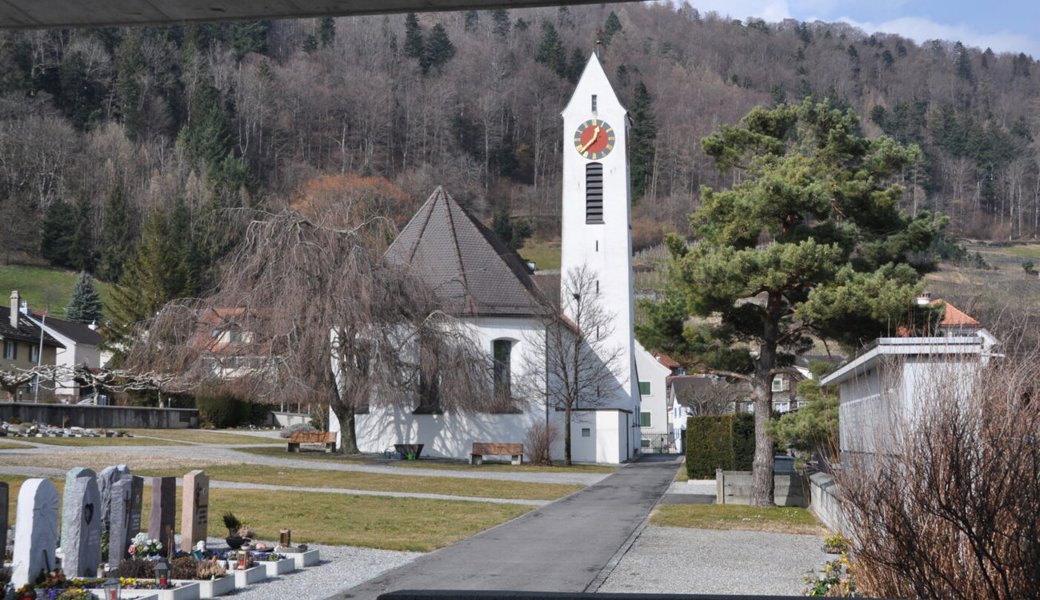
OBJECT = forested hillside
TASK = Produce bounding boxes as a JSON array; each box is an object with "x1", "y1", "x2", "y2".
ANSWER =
[{"x1": 1, "y1": 2, "x2": 1038, "y2": 296}]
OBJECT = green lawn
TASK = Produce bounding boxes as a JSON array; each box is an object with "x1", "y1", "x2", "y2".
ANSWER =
[
  {"x1": 518, "y1": 239, "x2": 561, "y2": 271},
  {"x1": 0, "y1": 440, "x2": 30, "y2": 449},
  {"x1": 236, "y1": 446, "x2": 617, "y2": 474},
  {"x1": 139, "y1": 463, "x2": 582, "y2": 501},
  {"x1": 651, "y1": 504, "x2": 824, "y2": 535},
  {"x1": 1, "y1": 474, "x2": 532, "y2": 552},
  {"x1": 127, "y1": 429, "x2": 279, "y2": 445},
  {"x1": 0, "y1": 264, "x2": 112, "y2": 318}
]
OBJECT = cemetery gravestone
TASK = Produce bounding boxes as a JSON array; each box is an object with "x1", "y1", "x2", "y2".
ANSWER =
[
  {"x1": 148, "y1": 477, "x2": 176, "y2": 547},
  {"x1": 180, "y1": 470, "x2": 209, "y2": 552},
  {"x1": 0, "y1": 482, "x2": 7, "y2": 561},
  {"x1": 98, "y1": 464, "x2": 130, "y2": 536},
  {"x1": 61, "y1": 468, "x2": 102, "y2": 577},
  {"x1": 128, "y1": 475, "x2": 144, "y2": 539},
  {"x1": 107, "y1": 476, "x2": 133, "y2": 566},
  {"x1": 11, "y1": 478, "x2": 60, "y2": 588}
]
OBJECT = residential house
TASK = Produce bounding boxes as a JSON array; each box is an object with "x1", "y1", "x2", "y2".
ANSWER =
[
  {"x1": 1, "y1": 291, "x2": 63, "y2": 400},
  {"x1": 634, "y1": 344, "x2": 679, "y2": 453},
  {"x1": 820, "y1": 298, "x2": 998, "y2": 461},
  {"x1": 21, "y1": 305, "x2": 101, "y2": 403}
]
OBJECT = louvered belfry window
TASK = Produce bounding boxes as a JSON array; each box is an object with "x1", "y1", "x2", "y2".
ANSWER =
[{"x1": 586, "y1": 162, "x2": 604, "y2": 224}]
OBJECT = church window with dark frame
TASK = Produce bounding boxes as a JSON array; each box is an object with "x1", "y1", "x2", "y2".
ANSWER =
[
  {"x1": 586, "y1": 162, "x2": 604, "y2": 224},
  {"x1": 492, "y1": 339, "x2": 513, "y2": 400}
]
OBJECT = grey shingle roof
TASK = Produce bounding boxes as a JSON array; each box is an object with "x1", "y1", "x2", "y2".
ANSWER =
[
  {"x1": 0, "y1": 307, "x2": 64, "y2": 347},
  {"x1": 31, "y1": 312, "x2": 101, "y2": 346},
  {"x1": 386, "y1": 187, "x2": 548, "y2": 318}
]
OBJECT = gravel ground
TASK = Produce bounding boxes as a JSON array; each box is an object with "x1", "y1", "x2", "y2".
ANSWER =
[
  {"x1": 200, "y1": 539, "x2": 421, "y2": 599},
  {"x1": 597, "y1": 526, "x2": 830, "y2": 596}
]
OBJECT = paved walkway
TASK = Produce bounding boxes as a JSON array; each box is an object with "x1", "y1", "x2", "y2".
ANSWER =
[
  {"x1": 0, "y1": 441, "x2": 606, "y2": 486},
  {"x1": 330, "y1": 454, "x2": 682, "y2": 600}
]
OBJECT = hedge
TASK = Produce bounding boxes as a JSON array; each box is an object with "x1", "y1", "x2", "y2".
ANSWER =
[
  {"x1": 686, "y1": 414, "x2": 734, "y2": 478},
  {"x1": 686, "y1": 412, "x2": 758, "y2": 478},
  {"x1": 196, "y1": 389, "x2": 269, "y2": 428}
]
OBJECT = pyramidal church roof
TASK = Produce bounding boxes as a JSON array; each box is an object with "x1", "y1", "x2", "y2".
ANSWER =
[{"x1": 386, "y1": 187, "x2": 547, "y2": 318}]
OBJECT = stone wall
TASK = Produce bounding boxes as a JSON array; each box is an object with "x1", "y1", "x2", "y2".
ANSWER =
[
  {"x1": 808, "y1": 472, "x2": 848, "y2": 533},
  {"x1": 715, "y1": 469, "x2": 808, "y2": 507},
  {"x1": 0, "y1": 403, "x2": 198, "y2": 429}
]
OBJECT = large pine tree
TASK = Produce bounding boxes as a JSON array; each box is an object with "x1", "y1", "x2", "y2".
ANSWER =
[
  {"x1": 629, "y1": 81, "x2": 657, "y2": 201},
  {"x1": 66, "y1": 272, "x2": 103, "y2": 324},
  {"x1": 97, "y1": 186, "x2": 133, "y2": 282},
  {"x1": 639, "y1": 99, "x2": 943, "y2": 506}
]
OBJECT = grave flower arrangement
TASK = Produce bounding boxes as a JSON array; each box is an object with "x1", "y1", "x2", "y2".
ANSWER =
[{"x1": 128, "y1": 532, "x2": 163, "y2": 557}]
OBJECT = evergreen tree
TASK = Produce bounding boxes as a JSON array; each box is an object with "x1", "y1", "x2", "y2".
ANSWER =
[
  {"x1": 230, "y1": 21, "x2": 270, "y2": 59},
  {"x1": 565, "y1": 48, "x2": 585, "y2": 83},
  {"x1": 404, "y1": 13, "x2": 424, "y2": 60},
  {"x1": 303, "y1": 34, "x2": 318, "y2": 53},
  {"x1": 104, "y1": 210, "x2": 192, "y2": 361},
  {"x1": 97, "y1": 186, "x2": 133, "y2": 282},
  {"x1": 603, "y1": 12, "x2": 623, "y2": 44},
  {"x1": 115, "y1": 33, "x2": 145, "y2": 140},
  {"x1": 463, "y1": 11, "x2": 479, "y2": 33},
  {"x1": 491, "y1": 210, "x2": 532, "y2": 251},
  {"x1": 179, "y1": 82, "x2": 247, "y2": 191},
  {"x1": 421, "y1": 23, "x2": 456, "y2": 74},
  {"x1": 536, "y1": 22, "x2": 566, "y2": 77},
  {"x1": 66, "y1": 272, "x2": 103, "y2": 324},
  {"x1": 317, "y1": 17, "x2": 336, "y2": 47},
  {"x1": 638, "y1": 99, "x2": 943, "y2": 506},
  {"x1": 70, "y1": 195, "x2": 96, "y2": 272},
  {"x1": 491, "y1": 9, "x2": 511, "y2": 37},
  {"x1": 629, "y1": 81, "x2": 657, "y2": 200},
  {"x1": 41, "y1": 200, "x2": 77, "y2": 268},
  {"x1": 955, "y1": 42, "x2": 974, "y2": 83}
]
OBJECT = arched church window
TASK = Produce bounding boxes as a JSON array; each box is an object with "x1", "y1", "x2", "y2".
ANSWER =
[
  {"x1": 493, "y1": 339, "x2": 513, "y2": 399},
  {"x1": 586, "y1": 162, "x2": 604, "y2": 224}
]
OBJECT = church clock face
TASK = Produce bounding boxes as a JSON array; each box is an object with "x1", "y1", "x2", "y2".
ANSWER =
[{"x1": 573, "y1": 119, "x2": 616, "y2": 160}]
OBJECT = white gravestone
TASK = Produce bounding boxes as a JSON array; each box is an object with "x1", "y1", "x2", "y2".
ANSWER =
[
  {"x1": 12, "y1": 478, "x2": 60, "y2": 588},
  {"x1": 61, "y1": 468, "x2": 103, "y2": 577}
]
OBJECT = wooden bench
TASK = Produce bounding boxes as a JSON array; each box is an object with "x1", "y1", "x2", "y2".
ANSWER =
[
  {"x1": 287, "y1": 431, "x2": 337, "y2": 453},
  {"x1": 470, "y1": 442, "x2": 524, "y2": 466}
]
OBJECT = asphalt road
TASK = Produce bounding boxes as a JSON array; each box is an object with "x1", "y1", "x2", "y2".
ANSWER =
[{"x1": 332, "y1": 454, "x2": 682, "y2": 600}]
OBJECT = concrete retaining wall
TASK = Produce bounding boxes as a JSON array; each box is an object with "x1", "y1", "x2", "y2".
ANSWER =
[
  {"x1": 715, "y1": 469, "x2": 808, "y2": 507},
  {"x1": 270, "y1": 411, "x2": 311, "y2": 428},
  {"x1": 0, "y1": 402, "x2": 198, "y2": 429},
  {"x1": 809, "y1": 472, "x2": 848, "y2": 533}
]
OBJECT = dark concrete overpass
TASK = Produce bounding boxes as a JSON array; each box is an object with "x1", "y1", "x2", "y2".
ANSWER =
[{"x1": 0, "y1": 0, "x2": 634, "y2": 29}]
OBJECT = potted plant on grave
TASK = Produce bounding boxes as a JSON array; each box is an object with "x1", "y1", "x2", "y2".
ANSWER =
[{"x1": 223, "y1": 512, "x2": 250, "y2": 549}]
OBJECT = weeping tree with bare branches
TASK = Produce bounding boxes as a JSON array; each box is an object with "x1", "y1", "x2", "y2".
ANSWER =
[{"x1": 128, "y1": 208, "x2": 491, "y2": 453}]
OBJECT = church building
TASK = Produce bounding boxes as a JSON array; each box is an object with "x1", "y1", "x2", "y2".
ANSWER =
[{"x1": 330, "y1": 53, "x2": 645, "y2": 464}]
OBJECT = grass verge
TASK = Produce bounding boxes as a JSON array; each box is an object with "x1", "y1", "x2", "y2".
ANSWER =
[
  {"x1": 236, "y1": 446, "x2": 616, "y2": 474},
  {"x1": 517, "y1": 239, "x2": 561, "y2": 271},
  {"x1": 139, "y1": 464, "x2": 581, "y2": 501},
  {"x1": 0, "y1": 474, "x2": 529, "y2": 552},
  {"x1": 0, "y1": 440, "x2": 30, "y2": 449},
  {"x1": 127, "y1": 429, "x2": 279, "y2": 445},
  {"x1": 651, "y1": 504, "x2": 824, "y2": 535}
]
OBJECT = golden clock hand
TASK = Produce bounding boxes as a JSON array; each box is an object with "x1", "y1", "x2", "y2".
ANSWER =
[{"x1": 579, "y1": 126, "x2": 602, "y2": 152}]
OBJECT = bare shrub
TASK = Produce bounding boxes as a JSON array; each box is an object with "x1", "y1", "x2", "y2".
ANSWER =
[
  {"x1": 837, "y1": 354, "x2": 1040, "y2": 599},
  {"x1": 525, "y1": 420, "x2": 560, "y2": 466}
]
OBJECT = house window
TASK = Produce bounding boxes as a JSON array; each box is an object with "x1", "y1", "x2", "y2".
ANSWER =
[
  {"x1": 591, "y1": 94, "x2": 597, "y2": 112},
  {"x1": 228, "y1": 330, "x2": 243, "y2": 344},
  {"x1": 492, "y1": 339, "x2": 512, "y2": 400},
  {"x1": 585, "y1": 163, "x2": 604, "y2": 224},
  {"x1": 771, "y1": 377, "x2": 785, "y2": 392},
  {"x1": 640, "y1": 411, "x2": 651, "y2": 427},
  {"x1": 775, "y1": 401, "x2": 791, "y2": 413},
  {"x1": 638, "y1": 381, "x2": 651, "y2": 396},
  {"x1": 640, "y1": 438, "x2": 650, "y2": 448},
  {"x1": 415, "y1": 333, "x2": 442, "y2": 414},
  {"x1": 29, "y1": 344, "x2": 39, "y2": 363},
  {"x1": 581, "y1": 427, "x2": 591, "y2": 438},
  {"x1": 3, "y1": 341, "x2": 16, "y2": 360}
]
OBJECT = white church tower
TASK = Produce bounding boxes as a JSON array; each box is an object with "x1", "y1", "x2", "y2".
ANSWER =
[{"x1": 560, "y1": 52, "x2": 640, "y2": 461}]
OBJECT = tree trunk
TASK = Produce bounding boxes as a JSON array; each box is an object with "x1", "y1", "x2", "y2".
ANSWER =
[
  {"x1": 751, "y1": 296, "x2": 780, "y2": 507},
  {"x1": 564, "y1": 402, "x2": 572, "y2": 466},
  {"x1": 332, "y1": 403, "x2": 359, "y2": 454}
]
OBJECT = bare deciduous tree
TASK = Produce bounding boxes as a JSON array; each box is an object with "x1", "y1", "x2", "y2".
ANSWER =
[
  {"x1": 523, "y1": 266, "x2": 624, "y2": 465},
  {"x1": 837, "y1": 353, "x2": 1040, "y2": 599},
  {"x1": 128, "y1": 208, "x2": 492, "y2": 453}
]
